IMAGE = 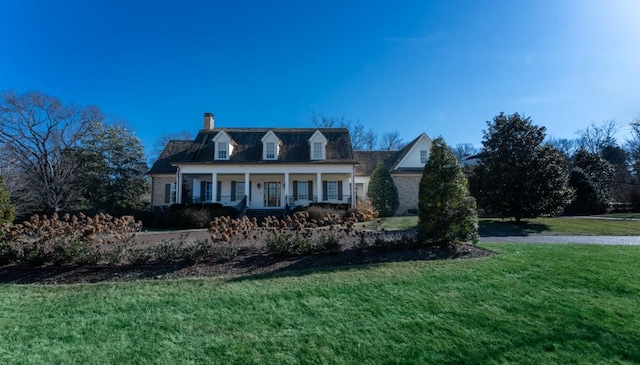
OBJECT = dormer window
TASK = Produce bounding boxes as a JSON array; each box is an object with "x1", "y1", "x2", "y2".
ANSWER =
[
  {"x1": 266, "y1": 142, "x2": 276, "y2": 159},
  {"x1": 313, "y1": 142, "x2": 323, "y2": 159},
  {"x1": 218, "y1": 143, "x2": 228, "y2": 159},
  {"x1": 212, "y1": 130, "x2": 235, "y2": 161},
  {"x1": 309, "y1": 130, "x2": 327, "y2": 160},
  {"x1": 261, "y1": 130, "x2": 281, "y2": 160}
]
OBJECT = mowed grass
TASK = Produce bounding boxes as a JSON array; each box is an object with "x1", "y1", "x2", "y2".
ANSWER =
[
  {"x1": 480, "y1": 217, "x2": 640, "y2": 236},
  {"x1": 1, "y1": 244, "x2": 639, "y2": 364},
  {"x1": 356, "y1": 215, "x2": 639, "y2": 235}
]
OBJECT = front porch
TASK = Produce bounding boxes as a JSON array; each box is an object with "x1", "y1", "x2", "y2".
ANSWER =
[{"x1": 177, "y1": 170, "x2": 355, "y2": 210}]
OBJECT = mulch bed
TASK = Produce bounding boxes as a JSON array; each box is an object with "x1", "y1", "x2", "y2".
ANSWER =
[{"x1": 0, "y1": 243, "x2": 494, "y2": 285}]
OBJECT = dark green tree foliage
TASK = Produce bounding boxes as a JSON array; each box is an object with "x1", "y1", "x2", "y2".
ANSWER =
[
  {"x1": 565, "y1": 168, "x2": 606, "y2": 215},
  {"x1": 367, "y1": 163, "x2": 399, "y2": 217},
  {"x1": 418, "y1": 137, "x2": 478, "y2": 245},
  {"x1": 0, "y1": 177, "x2": 15, "y2": 224},
  {"x1": 78, "y1": 122, "x2": 150, "y2": 212},
  {"x1": 572, "y1": 149, "x2": 615, "y2": 204},
  {"x1": 470, "y1": 112, "x2": 572, "y2": 222}
]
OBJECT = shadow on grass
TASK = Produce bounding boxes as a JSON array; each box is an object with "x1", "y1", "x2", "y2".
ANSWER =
[
  {"x1": 0, "y1": 245, "x2": 496, "y2": 284},
  {"x1": 479, "y1": 219, "x2": 550, "y2": 237},
  {"x1": 226, "y1": 245, "x2": 495, "y2": 283},
  {"x1": 0, "y1": 264, "x2": 188, "y2": 284}
]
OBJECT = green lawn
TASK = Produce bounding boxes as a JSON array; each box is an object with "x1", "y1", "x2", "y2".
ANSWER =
[
  {"x1": 1, "y1": 244, "x2": 639, "y2": 364},
  {"x1": 480, "y1": 217, "x2": 640, "y2": 236},
  {"x1": 358, "y1": 215, "x2": 640, "y2": 236}
]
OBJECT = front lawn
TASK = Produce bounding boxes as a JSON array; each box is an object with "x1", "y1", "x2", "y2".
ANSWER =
[
  {"x1": 1, "y1": 243, "x2": 639, "y2": 364},
  {"x1": 480, "y1": 216, "x2": 640, "y2": 236},
  {"x1": 355, "y1": 215, "x2": 640, "y2": 236}
]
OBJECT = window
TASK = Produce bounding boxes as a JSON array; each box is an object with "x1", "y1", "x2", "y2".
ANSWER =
[
  {"x1": 266, "y1": 142, "x2": 276, "y2": 159},
  {"x1": 235, "y1": 181, "x2": 245, "y2": 201},
  {"x1": 204, "y1": 182, "x2": 212, "y2": 201},
  {"x1": 297, "y1": 181, "x2": 308, "y2": 200},
  {"x1": 165, "y1": 183, "x2": 176, "y2": 204},
  {"x1": 420, "y1": 150, "x2": 428, "y2": 164},
  {"x1": 218, "y1": 143, "x2": 228, "y2": 159},
  {"x1": 327, "y1": 181, "x2": 338, "y2": 200},
  {"x1": 313, "y1": 142, "x2": 323, "y2": 159}
]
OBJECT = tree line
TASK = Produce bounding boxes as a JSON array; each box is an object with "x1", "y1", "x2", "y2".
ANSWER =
[
  {"x1": 2, "y1": 90, "x2": 639, "y2": 225},
  {"x1": 0, "y1": 91, "x2": 149, "y2": 218}
]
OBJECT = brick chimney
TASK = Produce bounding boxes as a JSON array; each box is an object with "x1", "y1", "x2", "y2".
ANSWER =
[{"x1": 203, "y1": 112, "x2": 215, "y2": 130}]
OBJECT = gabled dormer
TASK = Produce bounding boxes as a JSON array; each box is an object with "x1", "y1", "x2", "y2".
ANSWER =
[
  {"x1": 308, "y1": 130, "x2": 327, "y2": 160},
  {"x1": 260, "y1": 130, "x2": 282, "y2": 160},
  {"x1": 212, "y1": 130, "x2": 236, "y2": 160}
]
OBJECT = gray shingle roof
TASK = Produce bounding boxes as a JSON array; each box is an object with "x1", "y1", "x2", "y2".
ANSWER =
[
  {"x1": 147, "y1": 140, "x2": 198, "y2": 174},
  {"x1": 353, "y1": 134, "x2": 425, "y2": 176},
  {"x1": 148, "y1": 128, "x2": 356, "y2": 174}
]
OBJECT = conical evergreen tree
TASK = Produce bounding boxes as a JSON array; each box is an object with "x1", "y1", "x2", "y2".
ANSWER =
[
  {"x1": 367, "y1": 163, "x2": 399, "y2": 217},
  {"x1": 419, "y1": 137, "x2": 478, "y2": 245}
]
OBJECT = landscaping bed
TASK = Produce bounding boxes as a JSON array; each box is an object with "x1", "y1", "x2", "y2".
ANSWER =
[{"x1": 0, "y1": 234, "x2": 491, "y2": 284}]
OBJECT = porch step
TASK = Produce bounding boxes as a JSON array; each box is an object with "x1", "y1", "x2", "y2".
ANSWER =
[{"x1": 244, "y1": 208, "x2": 287, "y2": 224}]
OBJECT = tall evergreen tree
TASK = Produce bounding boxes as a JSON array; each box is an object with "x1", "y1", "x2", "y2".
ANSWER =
[
  {"x1": 418, "y1": 137, "x2": 478, "y2": 245},
  {"x1": 470, "y1": 112, "x2": 572, "y2": 222},
  {"x1": 367, "y1": 163, "x2": 399, "y2": 217}
]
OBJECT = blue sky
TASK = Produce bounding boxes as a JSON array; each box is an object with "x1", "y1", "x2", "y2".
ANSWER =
[{"x1": 1, "y1": 0, "x2": 639, "y2": 157}]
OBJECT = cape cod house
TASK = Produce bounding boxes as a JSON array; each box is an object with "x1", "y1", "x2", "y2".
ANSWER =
[
  {"x1": 148, "y1": 113, "x2": 358, "y2": 212},
  {"x1": 148, "y1": 113, "x2": 433, "y2": 215}
]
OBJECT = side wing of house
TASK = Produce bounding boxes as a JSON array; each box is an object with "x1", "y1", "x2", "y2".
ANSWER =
[{"x1": 391, "y1": 133, "x2": 433, "y2": 215}]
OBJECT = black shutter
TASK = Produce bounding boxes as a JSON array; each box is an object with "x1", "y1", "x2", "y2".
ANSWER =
[
  {"x1": 231, "y1": 181, "x2": 236, "y2": 200},
  {"x1": 293, "y1": 180, "x2": 298, "y2": 200},
  {"x1": 249, "y1": 181, "x2": 252, "y2": 201},
  {"x1": 164, "y1": 184, "x2": 171, "y2": 204},
  {"x1": 308, "y1": 180, "x2": 313, "y2": 200},
  {"x1": 200, "y1": 181, "x2": 206, "y2": 202},
  {"x1": 338, "y1": 181, "x2": 343, "y2": 200},
  {"x1": 322, "y1": 181, "x2": 327, "y2": 201},
  {"x1": 216, "y1": 181, "x2": 222, "y2": 202}
]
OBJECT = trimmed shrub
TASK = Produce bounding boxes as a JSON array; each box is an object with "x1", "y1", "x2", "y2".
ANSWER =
[
  {"x1": 418, "y1": 137, "x2": 478, "y2": 246},
  {"x1": 367, "y1": 163, "x2": 399, "y2": 217}
]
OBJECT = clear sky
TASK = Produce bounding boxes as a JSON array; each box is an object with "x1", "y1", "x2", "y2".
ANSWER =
[{"x1": 1, "y1": 0, "x2": 639, "y2": 157}]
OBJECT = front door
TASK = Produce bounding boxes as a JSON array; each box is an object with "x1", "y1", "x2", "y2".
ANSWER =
[{"x1": 264, "y1": 182, "x2": 280, "y2": 207}]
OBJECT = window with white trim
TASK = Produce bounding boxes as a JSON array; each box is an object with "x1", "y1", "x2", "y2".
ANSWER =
[
  {"x1": 313, "y1": 142, "x2": 323, "y2": 159},
  {"x1": 218, "y1": 142, "x2": 228, "y2": 159},
  {"x1": 297, "y1": 181, "x2": 308, "y2": 199},
  {"x1": 420, "y1": 150, "x2": 428, "y2": 164},
  {"x1": 266, "y1": 142, "x2": 276, "y2": 159},
  {"x1": 205, "y1": 182, "x2": 212, "y2": 201},
  {"x1": 235, "y1": 181, "x2": 245, "y2": 201},
  {"x1": 327, "y1": 181, "x2": 338, "y2": 200}
]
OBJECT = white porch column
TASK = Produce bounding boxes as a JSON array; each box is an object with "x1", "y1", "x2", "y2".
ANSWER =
[
  {"x1": 350, "y1": 169, "x2": 355, "y2": 208},
  {"x1": 244, "y1": 173, "x2": 250, "y2": 200},
  {"x1": 211, "y1": 172, "x2": 217, "y2": 202},
  {"x1": 176, "y1": 167, "x2": 182, "y2": 203},
  {"x1": 316, "y1": 172, "x2": 322, "y2": 202},
  {"x1": 284, "y1": 171, "x2": 289, "y2": 206}
]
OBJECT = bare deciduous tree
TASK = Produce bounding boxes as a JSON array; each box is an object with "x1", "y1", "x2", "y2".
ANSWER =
[
  {"x1": 546, "y1": 137, "x2": 577, "y2": 159},
  {"x1": 149, "y1": 131, "x2": 192, "y2": 165},
  {"x1": 362, "y1": 129, "x2": 378, "y2": 151},
  {"x1": 452, "y1": 143, "x2": 479, "y2": 162},
  {"x1": 0, "y1": 91, "x2": 103, "y2": 212},
  {"x1": 576, "y1": 120, "x2": 619, "y2": 154},
  {"x1": 380, "y1": 131, "x2": 405, "y2": 151}
]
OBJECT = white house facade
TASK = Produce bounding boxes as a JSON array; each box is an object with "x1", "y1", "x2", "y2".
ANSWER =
[{"x1": 148, "y1": 113, "x2": 358, "y2": 212}]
